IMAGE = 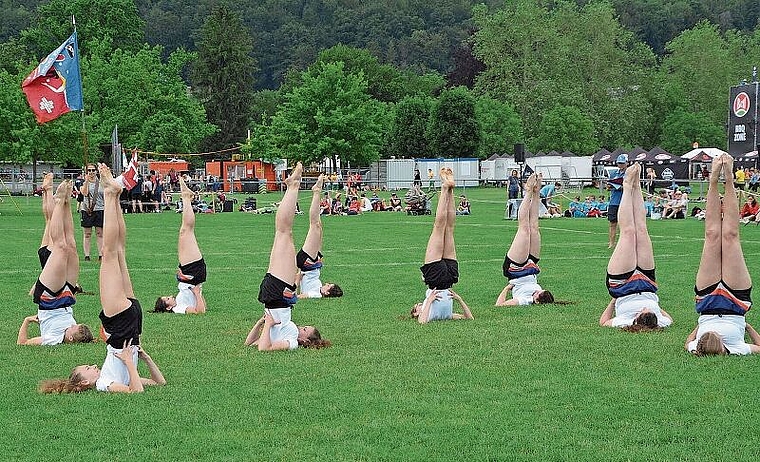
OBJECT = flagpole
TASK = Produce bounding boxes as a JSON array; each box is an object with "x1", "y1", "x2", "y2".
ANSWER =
[{"x1": 72, "y1": 15, "x2": 89, "y2": 166}]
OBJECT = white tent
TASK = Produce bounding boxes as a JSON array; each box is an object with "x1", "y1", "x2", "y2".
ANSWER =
[{"x1": 681, "y1": 148, "x2": 728, "y2": 160}]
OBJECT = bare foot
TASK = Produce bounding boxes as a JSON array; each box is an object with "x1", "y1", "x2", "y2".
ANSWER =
[
  {"x1": 439, "y1": 168, "x2": 455, "y2": 188},
  {"x1": 98, "y1": 163, "x2": 123, "y2": 195},
  {"x1": 722, "y1": 154, "x2": 734, "y2": 182},
  {"x1": 54, "y1": 180, "x2": 70, "y2": 202},
  {"x1": 284, "y1": 163, "x2": 303, "y2": 189},
  {"x1": 624, "y1": 163, "x2": 641, "y2": 187},
  {"x1": 312, "y1": 174, "x2": 324, "y2": 193},
  {"x1": 179, "y1": 176, "x2": 194, "y2": 202},
  {"x1": 525, "y1": 173, "x2": 537, "y2": 193},
  {"x1": 710, "y1": 155, "x2": 723, "y2": 183},
  {"x1": 42, "y1": 172, "x2": 54, "y2": 192}
]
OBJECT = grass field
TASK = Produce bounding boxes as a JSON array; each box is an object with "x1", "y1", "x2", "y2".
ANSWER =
[{"x1": 1, "y1": 185, "x2": 759, "y2": 461}]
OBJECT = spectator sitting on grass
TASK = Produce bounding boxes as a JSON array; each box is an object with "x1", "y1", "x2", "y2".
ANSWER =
[{"x1": 456, "y1": 195, "x2": 470, "y2": 215}]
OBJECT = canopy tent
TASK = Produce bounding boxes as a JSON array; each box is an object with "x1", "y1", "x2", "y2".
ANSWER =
[
  {"x1": 681, "y1": 148, "x2": 728, "y2": 161},
  {"x1": 592, "y1": 148, "x2": 613, "y2": 165}
]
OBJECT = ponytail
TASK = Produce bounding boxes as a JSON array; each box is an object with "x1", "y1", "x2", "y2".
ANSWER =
[
  {"x1": 297, "y1": 327, "x2": 332, "y2": 349},
  {"x1": 39, "y1": 372, "x2": 93, "y2": 394}
]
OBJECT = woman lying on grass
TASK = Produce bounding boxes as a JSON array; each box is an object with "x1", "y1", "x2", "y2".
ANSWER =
[
  {"x1": 296, "y1": 174, "x2": 343, "y2": 299},
  {"x1": 40, "y1": 164, "x2": 165, "y2": 393},
  {"x1": 599, "y1": 163, "x2": 672, "y2": 332},
  {"x1": 153, "y1": 177, "x2": 207, "y2": 314},
  {"x1": 410, "y1": 168, "x2": 473, "y2": 323},
  {"x1": 495, "y1": 173, "x2": 555, "y2": 307},
  {"x1": 245, "y1": 163, "x2": 331, "y2": 350},
  {"x1": 686, "y1": 154, "x2": 760, "y2": 355},
  {"x1": 18, "y1": 177, "x2": 93, "y2": 346}
]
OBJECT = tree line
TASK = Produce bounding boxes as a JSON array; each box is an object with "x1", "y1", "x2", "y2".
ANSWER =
[{"x1": 1, "y1": 0, "x2": 759, "y2": 169}]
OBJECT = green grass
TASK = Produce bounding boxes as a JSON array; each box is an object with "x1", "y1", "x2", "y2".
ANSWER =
[{"x1": 1, "y1": 187, "x2": 759, "y2": 461}]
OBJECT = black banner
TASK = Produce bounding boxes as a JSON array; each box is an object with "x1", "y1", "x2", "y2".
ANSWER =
[{"x1": 728, "y1": 83, "x2": 759, "y2": 156}]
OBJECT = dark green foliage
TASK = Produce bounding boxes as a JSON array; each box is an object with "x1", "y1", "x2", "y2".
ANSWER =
[
  {"x1": 387, "y1": 96, "x2": 433, "y2": 159},
  {"x1": 428, "y1": 86, "x2": 480, "y2": 158},
  {"x1": 191, "y1": 5, "x2": 257, "y2": 150}
]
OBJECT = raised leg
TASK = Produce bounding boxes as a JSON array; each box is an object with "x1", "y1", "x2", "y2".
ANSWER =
[
  {"x1": 695, "y1": 157, "x2": 724, "y2": 289},
  {"x1": 441, "y1": 168, "x2": 457, "y2": 260},
  {"x1": 40, "y1": 172, "x2": 54, "y2": 248},
  {"x1": 720, "y1": 156, "x2": 752, "y2": 289},
  {"x1": 507, "y1": 173, "x2": 537, "y2": 263},
  {"x1": 178, "y1": 177, "x2": 202, "y2": 265},
  {"x1": 607, "y1": 164, "x2": 640, "y2": 275},
  {"x1": 98, "y1": 164, "x2": 131, "y2": 317},
  {"x1": 267, "y1": 163, "x2": 302, "y2": 284},
  {"x1": 424, "y1": 168, "x2": 453, "y2": 263},
  {"x1": 302, "y1": 174, "x2": 324, "y2": 258},
  {"x1": 630, "y1": 164, "x2": 654, "y2": 269},
  {"x1": 61, "y1": 184, "x2": 79, "y2": 286},
  {"x1": 528, "y1": 175, "x2": 541, "y2": 258},
  {"x1": 38, "y1": 181, "x2": 72, "y2": 291}
]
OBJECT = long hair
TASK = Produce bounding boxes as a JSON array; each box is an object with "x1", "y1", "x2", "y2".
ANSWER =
[
  {"x1": 324, "y1": 284, "x2": 343, "y2": 298},
  {"x1": 39, "y1": 370, "x2": 94, "y2": 394},
  {"x1": 298, "y1": 327, "x2": 332, "y2": 349},
  {"x1": 72, "y1": 325, "x2": 94, "y2": 343},
  {"x1": 695, "y1": 332, "x2": 727, "y2": 356},
  {"x1": 622, "y1": 311, "x2": 662, "y2": 333},
  {"x1": 153, "y1": 297, "x2": 171, "y2": 313}
]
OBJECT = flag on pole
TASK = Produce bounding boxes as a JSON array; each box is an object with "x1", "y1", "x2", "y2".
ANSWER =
[
  {"x1": 116, "y1": 149, "x2": 140, "y2": 190},
  {"x1": 21, "y1": 31, "x2": 84, "y2": 123}
]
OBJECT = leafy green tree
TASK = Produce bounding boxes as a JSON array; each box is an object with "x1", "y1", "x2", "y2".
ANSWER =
[
  {"x1": 191, "y1": 5, "x2": 257, "y2": 150},
  {"x1": 428, "y1": 86, "x2": 480, "y2": 158},
  {"x1": 533, "y1": 106, "x2": 597, "y2": 155},
  {"x1": 387, "y1": 96, "x2": 433, "y2": 158},
  {"x1": 475, "y1": 96, "x2": 523, "y2": 159},
  {"x1": 660, "y1": 109, "x2": 724, "y2": 154},
  {"x1": 21, "y1": 0, "x2": 144, "y2": 57},
  {"x1": 268, "y1": 61, "x2": 387, "y2": 168},
  {"x1": 84, "y1": 44, "x2": 216, "y2": 154}
]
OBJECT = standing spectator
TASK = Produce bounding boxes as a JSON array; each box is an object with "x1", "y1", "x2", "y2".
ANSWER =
[
  {"x1": 413, "y1": 168, "x2": 422, "y2": 187},
  {"x1": 748, "y1": 168, "x2": 760, "y2": 192},
  {"x1": 168, "y1": 168, "x2": 179, "y2": 192},
  {"x1": 645, "y1": 167, "x2": 657, "y2": 195},
  {"x1": 735, "y1": 166, "x2": 746, "y2": 190},
  {"x1": 427, "y1": 168, "x2": 435, "y2": 190},
  {"x1": 130, "y1": 175, "x2": 143, "y2": 213},
  {"x1": 80, "y1": 164, "x2": 104, "y2": 261},
  {"x1": 142, "y1": 173, "x2": 155, "y2": 212},
  {"x1": 508, "y1": 169, "x2": 521, "y2": 200},
  {"x1": 607, "y1": 154, "x2": 628, "y2": 248}
]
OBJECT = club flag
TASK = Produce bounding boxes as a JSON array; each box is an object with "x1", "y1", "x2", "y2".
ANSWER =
[
  {"x1": 118, "y1": 150, "x2": 140, "y2": 190},
  {"x1": 21, "y1": 31, "x2": 84, "y2": 123}
]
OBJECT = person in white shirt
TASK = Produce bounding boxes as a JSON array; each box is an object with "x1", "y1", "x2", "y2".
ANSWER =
[
  {"x1": 39, "y1": 165, "x2": 165, "y2": 393},
  {"x1": 18, "y1": 178, "x2": 92, "y2": 346},
  {"x1": 411, "y1": 168, "x2": 473, "y2": 323},
  {"x1": 496, "y1": 173, "x2": 555, "y2": 307},
  {"x1": 245, "y1": 164, "x2": 331, "y2": 350},
  {"x1": 153, "y1": 177, "x2": 207, "y2": 314},
  {"x1": 599, "y1": 163, "x2": 672, "y2": 331},
  {"x1": 685, "y1": 154, "x2": 760, "y2": 355},
  {"x1": 296, "y1": 174, "x2": 342, "y2": 299}
]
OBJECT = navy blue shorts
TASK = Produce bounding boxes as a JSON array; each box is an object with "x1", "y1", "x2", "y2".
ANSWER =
[
  {"x1": 695, "y1": 281, "x2": 751, "y2": 316},
  {"x1": 607, "y1": 267, "x2": 657, "y2": 298},
  {"x1": 34, "y1": 280, "x2": 77, "y2": 310},
  {"x1": 296, "y1": 249, "x2": 323, "y2": 272},
  {"x1": 503, "y1": 254, "x2": 540, "y2": 280}
]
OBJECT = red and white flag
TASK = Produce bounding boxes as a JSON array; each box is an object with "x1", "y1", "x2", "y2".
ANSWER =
[{"x1": 116, "y1": 150, "x2": 139, "y2": 190}]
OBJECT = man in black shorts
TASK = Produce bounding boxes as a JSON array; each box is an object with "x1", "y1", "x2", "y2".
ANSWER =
[{"x1": 79, "y1": 164, "x2": 104, "y2": 261}]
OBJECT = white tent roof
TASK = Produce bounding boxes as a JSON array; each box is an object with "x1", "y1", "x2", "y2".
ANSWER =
[{"x1": 681, "y1": 148, "x2": 728, "y2": 160}]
